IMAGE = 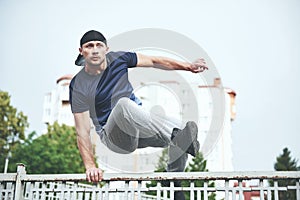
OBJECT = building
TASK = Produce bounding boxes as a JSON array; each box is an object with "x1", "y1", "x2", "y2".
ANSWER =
[
  {"x1": 198, "y1": 78, "x2": 236, "y2": 171},
  {"x1": 42, "y1": 74, "x2": 74, "y2": 126}
]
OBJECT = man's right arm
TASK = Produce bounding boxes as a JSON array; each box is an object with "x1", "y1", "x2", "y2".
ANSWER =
[
  {"x1": 74, "y1": 111, "x2": 103, "y2": 182},
  {"x1": 136, "y1": 53, "x2": 208, "y2": 73}
]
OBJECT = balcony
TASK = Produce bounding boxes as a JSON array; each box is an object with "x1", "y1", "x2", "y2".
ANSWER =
[{"x1": 1, "y1": 165, "x2": 299, "y2": 200}]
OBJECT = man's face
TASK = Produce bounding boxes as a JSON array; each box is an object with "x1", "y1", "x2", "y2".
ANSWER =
[{"x1": 79, "y1": 41, "x2": 108, "y2": 67}]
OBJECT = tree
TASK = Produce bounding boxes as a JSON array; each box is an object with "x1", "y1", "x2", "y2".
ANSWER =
[
  {"x1": 270, "y1": 147, "x2": 299, "y2": 200},
  {"x1": 154, "y1": 148, "x2": 169, "y2": 172},
  {"x1": 0, "y1": 91, "x2": 29, "y2": 172},
  {"x1": 145, "y1": 149, "x2": 168, "y2": 196},
  {"x1": 182, "y1": 152, "x2": 216, "y2": 200},
  {"x1": 274, "y1": 147, "x2": 299, "y2": 171},
  {"x1": 8, "y1": 122, "x2": 85, "y2": 174}
]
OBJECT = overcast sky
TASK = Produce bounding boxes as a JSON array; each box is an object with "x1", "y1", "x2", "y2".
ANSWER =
[{"x1": 1, "y1": 0, "x2": 299, "y2": 171}]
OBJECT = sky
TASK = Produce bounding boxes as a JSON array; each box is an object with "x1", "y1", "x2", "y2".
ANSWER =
[{"x1": 0, "y1": 0, "x2": 299, "y2": 171}]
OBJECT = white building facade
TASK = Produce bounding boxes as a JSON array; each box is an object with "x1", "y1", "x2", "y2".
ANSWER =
[{"x1": 42, "y1": 74, "x2": 74, "y2": 127}]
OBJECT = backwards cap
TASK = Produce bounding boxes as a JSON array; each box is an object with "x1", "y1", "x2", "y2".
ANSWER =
[{"x1": 80, "y1": 30, "x2": 107, "y2": 46}]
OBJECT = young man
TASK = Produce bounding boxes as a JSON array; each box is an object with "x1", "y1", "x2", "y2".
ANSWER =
[{"x1": 70, "y1": 30, "x2": 208, "y2": 185}]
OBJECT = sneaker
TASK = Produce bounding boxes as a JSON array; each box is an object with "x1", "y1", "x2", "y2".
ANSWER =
[{"x1": 171, "y1": 121, "x2": 200, "y2": 157}]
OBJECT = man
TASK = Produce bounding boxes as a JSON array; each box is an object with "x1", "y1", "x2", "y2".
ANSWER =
[{"x1": 69, "y1": 30, "x2": 208, "y2": 195}]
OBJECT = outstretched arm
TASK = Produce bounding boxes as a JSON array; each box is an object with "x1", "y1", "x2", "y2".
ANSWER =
[
  {"x1": 74, "y1": 111, "x2": 103, "y2": 182},
  {"x1": 136, "y1": 53, "x2": 208, "y2": 73}
]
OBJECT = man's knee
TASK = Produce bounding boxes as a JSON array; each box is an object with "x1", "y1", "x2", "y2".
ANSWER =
[
  {"x1": 116, "y1": 97, "x2": 130, "y2": 108},
  {"x1": 113, "y1": 97, "x2": 134, "y2": 119},
  {"x1": 115, "y1": 97, "x2": 130, "y2": 111},
  {"x1": 112, "y1": 97, "x2": 129, "y2": 117}
]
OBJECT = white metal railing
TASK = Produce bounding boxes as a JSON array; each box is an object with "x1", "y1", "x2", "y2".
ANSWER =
[{"x1": 0, "y1": 164, "x2": 300, "y2": 200}]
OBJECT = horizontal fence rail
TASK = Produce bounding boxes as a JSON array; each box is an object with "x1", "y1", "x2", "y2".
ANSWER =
[{"x1": 0, "y1": 165, "x2": 299, "y2": 200}]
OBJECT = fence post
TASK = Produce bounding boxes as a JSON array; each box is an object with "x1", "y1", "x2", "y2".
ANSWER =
[{"x1": 14, "y1": 164, "x2": 26, "y2": 200}]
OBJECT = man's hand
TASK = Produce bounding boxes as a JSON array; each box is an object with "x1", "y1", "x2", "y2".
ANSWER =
[
  {"x1": 86, "y1": 167, "x2": 103, "y2": 182},
  {"x1": 190, "y1": 58, "x2": 209, "y2": 73}
]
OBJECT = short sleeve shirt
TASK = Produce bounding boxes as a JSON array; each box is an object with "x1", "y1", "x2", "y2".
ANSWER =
[{"x1": 69, "y1": 51, "x2": 141, "y2": 130}]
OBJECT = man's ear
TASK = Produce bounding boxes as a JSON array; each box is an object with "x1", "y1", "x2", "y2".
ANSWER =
[
  {"x1": 105, "y1": 46, "x2": 109, "y2": 54},
  {"x1": 79, "y1": 47, "x2": 83, "y2": 55}
]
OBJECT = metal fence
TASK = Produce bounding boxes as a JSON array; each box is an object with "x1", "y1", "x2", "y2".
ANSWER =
[{"x1": 1, "y1": 165, "x2": 300, "y2": 200}]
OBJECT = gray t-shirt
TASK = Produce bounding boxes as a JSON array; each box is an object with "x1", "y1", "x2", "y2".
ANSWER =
[{"x1": 69, "y1": 51, "x2": 141, "y2": 130}]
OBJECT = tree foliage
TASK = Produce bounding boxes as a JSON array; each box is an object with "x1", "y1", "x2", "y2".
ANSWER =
[
  {"x1": 270, "y1": 147, "x2": 300, "y2": 200},
  {"x1": 0, "y1": 91, "x2": 29, "y2": 172},
  {"x1": 8, "y1": 122, "x2": 85, "y2": 174},
  {"x1": 145, "y1": 149, "x2": 168, "y2": 196},
  {"x1": 155, "y1": 148, "x2": 168, "y2": 172},
  {"x1": 274, "y1": 147, "x2": 299, "y2": 171}
]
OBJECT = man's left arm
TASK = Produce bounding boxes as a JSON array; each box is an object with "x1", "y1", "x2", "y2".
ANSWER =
[{"x1": 136, "y1": 53, "x2": 208, "y2": 73}]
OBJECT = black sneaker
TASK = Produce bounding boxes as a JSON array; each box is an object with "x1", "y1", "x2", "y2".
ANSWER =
[{"x1": 171, "y1": 121, "x2": 200, "y2": 157}]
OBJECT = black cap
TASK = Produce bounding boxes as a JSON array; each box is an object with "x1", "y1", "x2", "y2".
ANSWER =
[
  {"x1": 80, "y1": 30, "x2": 106, "y2": 46},
  {"x1": 75, "y1": 54, "x2": 85, "y2": 66}
]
